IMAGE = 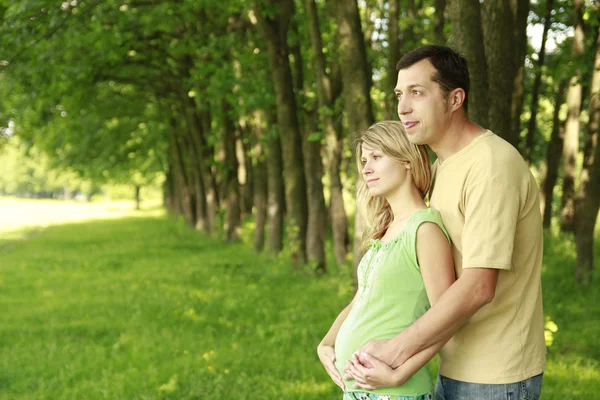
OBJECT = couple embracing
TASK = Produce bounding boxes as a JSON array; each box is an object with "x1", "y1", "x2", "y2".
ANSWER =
[{"x1": 318, "y1": 45, "x2": 546, "y2": 400}]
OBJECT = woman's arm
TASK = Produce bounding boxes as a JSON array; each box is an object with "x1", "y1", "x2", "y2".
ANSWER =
[
  {"x1": 417, "y1": 222, "x2": 456, "y2": 305},
  {"x1": 317, "y1": 294, "x2": 357, "y2": 391}
]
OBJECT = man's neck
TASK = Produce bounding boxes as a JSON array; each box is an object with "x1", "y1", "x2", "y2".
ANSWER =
[{"x1": 431, "y1": 117, "x2": 486, "y2": 164}]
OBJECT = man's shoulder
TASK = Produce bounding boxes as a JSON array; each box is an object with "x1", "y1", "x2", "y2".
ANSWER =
[{"x1": 466, "y1": 132, "x2": 529, "y2": 177}]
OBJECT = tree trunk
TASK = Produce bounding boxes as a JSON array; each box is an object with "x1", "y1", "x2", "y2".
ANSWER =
[
  {"x1": 251, "y1": 110, "x2": 268, "y2": 252},
  {"x1": 524, "y1": 0, "x2": 554, "y2": 162},
  {"x1": 404, "y1": 0, "x2": 418, "y2": 52},
  {"x1": 305, "y1": 0, "x2": 349, "y2": 267},
  {"x1": 222, "y1": 100, "x2": 242, "y2": 241},
  {"x1": 433, "y1": 0, "x2": 447, "y2": 45},
  {"x1": 384, "y1": 0, "x2": 400, "y2": 120},
  {"x1": 332, "y1": 0, "x2": 375, "y2": 278},
  {"x1": 561, "y1": 0, "x2": 586, "y2": 232},
  {"x1": 237, "y1": 132, "x2": 253, "y2": 217},
  {"x1": 574, "y1": 27, "x2": 600, "y2": 285},
  {"x1": 163, "y1": 164, "x2": 176, "y2": 214},
  {"x1": 134, "y1": 185, "x2": 141, "y2": 210},
  {"x1": 481, "y1": 0, "x2": 522, "y2": 147},
  {"x1": 448, "y1": 0, "x2": 489, "y2": 127},
  {"x1": 255, "y1": 0, "x2": 308, "y2": 266},
  {"x1": 289, "y1": 9, "x2": 327, "y2": 272},
  {"x1": 303, "y1": 107, "x2": 328, "y2": 273},
  {"x1": 509, "y1": 0, "x2": 530, "y2": 147},
  {"x1": 182, "y1": 96, "x2": 216, "y2": 234},
  {"x1": 541, "y1": 80, "x2": 567, "y2": 229},
  {"x1": 265, "y1": 109, "x2": 285, "y2": 255},
  {"x1": 171, "y1": 125, "x2": 195, "y2": 227}
]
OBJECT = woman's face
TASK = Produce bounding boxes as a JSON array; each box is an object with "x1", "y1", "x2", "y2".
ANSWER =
[{"x1": 360, "y1": 144, "x2": 408, "y2": 198}]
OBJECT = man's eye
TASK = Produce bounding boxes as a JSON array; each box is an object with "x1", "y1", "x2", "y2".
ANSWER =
[
  {"x1": 412, "y1": 90, "x2": 420, "y2": 95},
  {"x1": 397, "y1": 93, "x2": 403, "y2": 99}
]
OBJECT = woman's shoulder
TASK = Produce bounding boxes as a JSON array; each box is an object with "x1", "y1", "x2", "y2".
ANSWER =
[{"x1": 411, "y1": 207, "x2": 443, "y2": 223}]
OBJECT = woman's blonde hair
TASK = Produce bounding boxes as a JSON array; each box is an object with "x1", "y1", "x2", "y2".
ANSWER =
[{"x1": 355, "y1": 121, "x2": 431, "y2": 247}]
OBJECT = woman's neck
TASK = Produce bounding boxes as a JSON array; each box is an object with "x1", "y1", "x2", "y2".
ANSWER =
[{"x1": 385, "y1": 183, "x2": 427, "y2": 222}]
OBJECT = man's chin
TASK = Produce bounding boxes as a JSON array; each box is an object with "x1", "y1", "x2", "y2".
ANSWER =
[{"x1": 406, "y1": 134, "x2": 426, "y2": 145}]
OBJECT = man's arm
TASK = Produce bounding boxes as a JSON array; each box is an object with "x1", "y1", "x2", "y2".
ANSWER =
[{"x1": 387, "y1": 267, "x2": 498, "y2": 368}]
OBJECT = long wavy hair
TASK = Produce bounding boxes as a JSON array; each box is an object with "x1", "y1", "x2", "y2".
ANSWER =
[{"x1": 355, "y1": 121, "x2": 431, "y2": 248}]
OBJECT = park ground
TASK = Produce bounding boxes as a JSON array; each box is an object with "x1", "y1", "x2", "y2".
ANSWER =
[{"x1": 0, "y1": 198, "x2": 598, "y2": 399}]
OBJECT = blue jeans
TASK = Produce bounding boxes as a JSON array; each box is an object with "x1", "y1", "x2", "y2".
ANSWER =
[{"x1": 434, "y1": 373, "x2": 543, "y2": 400}]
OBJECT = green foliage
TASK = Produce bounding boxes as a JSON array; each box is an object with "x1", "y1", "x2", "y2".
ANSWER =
[{"x1": 0, "y1": 136, "x2": 90, "y2": 197}]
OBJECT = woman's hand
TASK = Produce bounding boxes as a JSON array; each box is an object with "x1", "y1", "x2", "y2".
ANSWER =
[
  {"x1": 317, "y1": 344, "x2": 345, "y2": 391},
  {"x1": 345, "y1": 352, "x2": 398, "y2": 391}
]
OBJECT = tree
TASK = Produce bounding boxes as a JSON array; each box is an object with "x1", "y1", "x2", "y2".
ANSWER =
[
  {"x1": 561, "y1": 0, "x2": 586, "y2": 232},
  {"x1": 254, "y1": 1, "x2": 309, "y2": 266},
  {"x1": 304, "y1": 0, "x2": 349, "y2": 267},
  {"x1": 524, "y1": 0, "x2": 555, "y2": 162},
  {"x1": 448, "y1": 0, "x2": 489, "y2": 127},
  {"x1": 573, "y1": 25, "x2": 600, "y2": 285},
  {"x1": 332, "y1": 0, "x2": 375, "y2": 276}
]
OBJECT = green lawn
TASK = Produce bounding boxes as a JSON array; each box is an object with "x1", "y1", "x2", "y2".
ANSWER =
[{"x1": 0, "y1": 199, "x2": 598, "y2": 399}]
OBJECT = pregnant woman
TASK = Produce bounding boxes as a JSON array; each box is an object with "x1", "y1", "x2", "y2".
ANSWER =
[{"x1": 317, "y1": 121, "x2": 455, "y2": 400}]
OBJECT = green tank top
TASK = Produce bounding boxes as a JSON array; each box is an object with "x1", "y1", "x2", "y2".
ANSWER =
[{"x1": 335, "y1": 208, "x2": 450, "y2": 397}]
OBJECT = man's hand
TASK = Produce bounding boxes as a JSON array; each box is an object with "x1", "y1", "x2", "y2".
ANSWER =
[
  {"x1": 357, "y1": 338, "x2": 399, "y2": 368},
  {"x1": 317, "y1": 344, "x2": 345, "y2": 391},
  {"x1": 344, "y1": 353, "x2": 398, "y2": 391}
]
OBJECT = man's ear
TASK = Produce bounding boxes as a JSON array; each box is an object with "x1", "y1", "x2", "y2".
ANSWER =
[{"x1": 449, "y1": 88, "x2": 466, "y2": 112}]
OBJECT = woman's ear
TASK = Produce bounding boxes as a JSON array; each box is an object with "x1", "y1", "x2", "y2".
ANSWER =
[{"x1": 405, "y1": 163, "x2": 411, "y2": 170}]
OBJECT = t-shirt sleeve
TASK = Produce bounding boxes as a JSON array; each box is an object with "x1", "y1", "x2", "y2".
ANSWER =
[{"x1": 462, "y1": 178, "x2": 519, "y2": 270}]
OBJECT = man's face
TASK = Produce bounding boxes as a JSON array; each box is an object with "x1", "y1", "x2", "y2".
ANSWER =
[{"x1": 395, "y1": 59, "x2": 450, "y2": 146}]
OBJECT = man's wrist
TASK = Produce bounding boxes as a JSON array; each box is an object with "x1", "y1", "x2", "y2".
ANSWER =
[{"x1": 389, "y1": 333, "x2": 410, "y2": 368}]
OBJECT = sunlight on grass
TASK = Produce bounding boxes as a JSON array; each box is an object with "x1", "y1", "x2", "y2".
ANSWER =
[{"x1": 0, "y1": 196, "x2": 164, "y2": 235}]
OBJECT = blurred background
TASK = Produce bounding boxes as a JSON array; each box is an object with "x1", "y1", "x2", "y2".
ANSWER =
[{"x1": 0, "y1": 0, "x2": 599, "y2": 399}]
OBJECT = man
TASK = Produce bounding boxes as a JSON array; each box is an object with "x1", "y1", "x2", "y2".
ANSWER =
[{"x1": 346, "y1": 45, "x2": 546, "y2": 399}]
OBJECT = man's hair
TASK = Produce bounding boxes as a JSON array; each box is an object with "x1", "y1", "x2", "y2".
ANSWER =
[{"x1": 396, "y1": 45, "x2": 470, "y2": 112}]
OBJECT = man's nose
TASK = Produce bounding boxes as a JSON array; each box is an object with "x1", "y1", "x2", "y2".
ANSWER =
[{"x1": 398, "y1": 96, "x2": 411, "y2": 116}]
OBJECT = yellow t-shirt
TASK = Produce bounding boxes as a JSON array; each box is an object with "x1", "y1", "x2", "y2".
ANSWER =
[{"x1": 430, "y1": 131, "x2": 546, "y2": 384}]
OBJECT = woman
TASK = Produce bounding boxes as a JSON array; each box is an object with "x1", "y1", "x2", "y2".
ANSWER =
[{"x1": 317, "y1": 121, "x2": 455, "y2": 400}]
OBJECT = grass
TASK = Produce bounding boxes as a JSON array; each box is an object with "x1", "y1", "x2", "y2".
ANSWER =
[{"x1": 0, "y1": 198, "x2": 598, "y2": 399}]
